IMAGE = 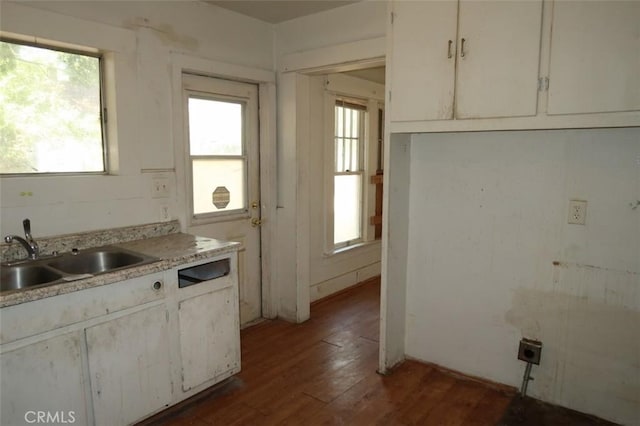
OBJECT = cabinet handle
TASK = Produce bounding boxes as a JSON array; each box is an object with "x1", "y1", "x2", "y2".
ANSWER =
[
  {"x1": 153, "y1": 281, "x2": 162, "y2": 290},
  {"x1": 460, "y1": 38, "x2": 466, "y2": 58},
  {"x1": 447, "y1": 40, "x2": 453, "y2": 58}
]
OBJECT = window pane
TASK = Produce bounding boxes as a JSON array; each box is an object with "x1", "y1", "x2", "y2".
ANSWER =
[
  {"x1": 344, "y1": 107, "x2": 351, "y2": 139},
  {"x1": 351, "y1": 109, "x2": 359, "y2": 139},
  {"x1": 335, "y1": 138, "x2": 344, "y2": 172},
  {"x1": 351, "y1": 137, "x2": 358, "y2": 171},
  {"x1": 334, "y1": 174, "x2": 362, "y2": 244},
  {"x1": 335, "y1": 106, "x2": 343, "y2": 137},
  {"x1": 192, "y1": 159, "x2": 245, "y2": 215},
  {"x1": 0, "y1": 41, "x2": 104, "y2": 174},
  {"x1": 188, "y1": 98, "x2": 242, "y2": 156}
]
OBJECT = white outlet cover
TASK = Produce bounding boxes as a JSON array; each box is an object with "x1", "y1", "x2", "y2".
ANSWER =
[
  {"x1": 152, "y1": 178, "x2": 170, "y2": 198},
  {"x1": 568, "y1": 199, "x2": 587, "y2": 225}
]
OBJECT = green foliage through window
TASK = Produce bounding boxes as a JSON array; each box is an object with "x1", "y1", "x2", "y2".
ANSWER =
[{"x1": 0, "y1": 40, "x2": 105, "y2": 174}]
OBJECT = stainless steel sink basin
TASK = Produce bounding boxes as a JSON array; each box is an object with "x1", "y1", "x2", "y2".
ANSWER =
[
  {"x1": 0, "y1": 264, "x2": 63, "y2": 292},
  {"x1": 1, "y1": 246, "x2": 159, "y2": 293},
  {"x1": 47, "y1": 249, "x2": 147, "y2": 275}
]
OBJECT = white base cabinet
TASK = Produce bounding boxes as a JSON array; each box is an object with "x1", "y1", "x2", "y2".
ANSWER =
[{"x1": 0, "y1": 252, "x2": 240, "y2": 426}]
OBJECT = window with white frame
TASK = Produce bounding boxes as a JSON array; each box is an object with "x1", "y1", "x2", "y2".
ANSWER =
[
  {"x1": 333, "y1": 100, "x2": 366, "y2": 247},
  {"x1": 0, "y1": 39, "x2": 106, "y2": 174},
  {"x1": 187, "y1": 95, "x2": 247, "y2": 218}
]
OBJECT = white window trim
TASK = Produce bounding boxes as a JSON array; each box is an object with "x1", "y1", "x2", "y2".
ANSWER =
[
  {"x1": 1, "y1": 4, "x2": 138, "y2": 176},
  {"x1": 324, "y1": 89, "x2": 381, "y2": 256}
]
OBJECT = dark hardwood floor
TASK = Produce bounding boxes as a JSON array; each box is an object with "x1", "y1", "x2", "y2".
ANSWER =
[{"x1": 140, "y1": 278, "x2": 613, "y2": 426}]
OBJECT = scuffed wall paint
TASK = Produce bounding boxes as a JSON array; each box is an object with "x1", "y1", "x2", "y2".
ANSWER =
[
  {"x1": 507, "y1": 262, "x2": 639, "y2": 422},
  {"x1": 404, "y1": 128, "x2": 639, "y2": 425}
]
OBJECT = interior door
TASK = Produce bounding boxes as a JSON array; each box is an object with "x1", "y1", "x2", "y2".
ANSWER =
[{"x1": 182, "y1": 74, "x2": 261, "y2": 326}]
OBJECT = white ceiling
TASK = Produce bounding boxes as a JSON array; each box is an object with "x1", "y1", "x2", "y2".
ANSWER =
[{"x1": 207, "y1": 1, "x2": 359, "y2": 23}]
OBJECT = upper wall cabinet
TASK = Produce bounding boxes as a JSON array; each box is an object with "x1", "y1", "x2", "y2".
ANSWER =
[
  {"x1": 547, "y1": 1, "x2": 640, "y2": 115},
  {"x1": 389, "y1": 0, "x2": 543, "y2": 122}
]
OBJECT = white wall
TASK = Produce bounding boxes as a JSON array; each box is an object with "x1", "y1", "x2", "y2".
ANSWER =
[
  {"x1": 275, "y1": 0, "x2": 386, "y2": 57},
  {"x1": 404, "y1": 128, "x2": 639, "y2": 425},
  {"x1": 0, "y1": 1, "x2": 273, "y2": 238}
]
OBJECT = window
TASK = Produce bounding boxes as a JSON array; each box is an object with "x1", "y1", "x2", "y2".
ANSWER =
[
  {"x1": 0, "y1": 39, "x2": 105, "y2": 174},
  {"x1": 334, "y1": 101, "x2": 366, "y2": 247},
  {"x1": 187, "y1": 95, "x2": 247, "y2": 217}
]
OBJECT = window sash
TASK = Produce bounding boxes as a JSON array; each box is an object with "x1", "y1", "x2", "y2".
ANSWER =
[
  {"x1": 0, "y1": 38, "x2": 107, "y2": 175},
  {"x1": 186, "y1": 93, "x2": 249, "y2": 219},
  {"x1": 333, "y1": 102, "x2": 366, "y2": 247}
]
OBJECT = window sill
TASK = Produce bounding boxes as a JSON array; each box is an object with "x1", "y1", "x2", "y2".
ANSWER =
[{"x1": 324, "y1": 239, "x2": 381, "y2": 258}]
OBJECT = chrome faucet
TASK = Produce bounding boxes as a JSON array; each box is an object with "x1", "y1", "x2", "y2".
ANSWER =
[{"x1": 4, "y1": 219, "x2": 39, "y2": 259}]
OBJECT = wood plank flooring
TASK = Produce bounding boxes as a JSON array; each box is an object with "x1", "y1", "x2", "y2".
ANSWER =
[{"x1": 141, "y1": 277, "x2": 516, "y2": 425}]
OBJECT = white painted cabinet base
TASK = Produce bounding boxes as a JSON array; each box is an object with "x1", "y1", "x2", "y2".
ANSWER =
[{"x1": 0, "y1": 253, "x2": 240, "y2": 426}]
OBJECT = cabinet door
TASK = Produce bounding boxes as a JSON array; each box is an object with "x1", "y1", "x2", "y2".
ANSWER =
[
  {"x1": 547, "y1": 1, "x2": 640, "y2": 115},
  {"x1": 0, "y1": 332, "x2": 89, "y2": 426},
  {"x1": 455, "y1": 0, "x2": 543, "y2": 118},
  {"x1": 178, "y1": 286, "x2": 240, "y2": 391},
  {"x1": 86, "y1": 304, "x2": 172, "y2": 425},
  {"x1": 389, "y1": 0, "x2": 458, "y2": 122}
]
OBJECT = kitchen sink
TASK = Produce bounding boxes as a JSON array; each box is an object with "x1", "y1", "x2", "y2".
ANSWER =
[
  {"x1": 1, "y1": 246, "x2": 159, "y2": 293},
  {"x1": 0, "y1": 264, "x2": 63, "y2": 292},
  {"x1": 47, "y1": 249, "x2": 148, "y2": 275}
]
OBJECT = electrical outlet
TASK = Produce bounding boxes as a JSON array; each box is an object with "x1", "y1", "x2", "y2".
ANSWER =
[
  {"x1": 518, "y1": 338, "x2": 542, "y2": 365},
  {"x1": 568, "y1": 199, "x2": 587, "y2": 225},
  {"x1": 152, "y1": 178, "x2": 170, "y2": 198}
]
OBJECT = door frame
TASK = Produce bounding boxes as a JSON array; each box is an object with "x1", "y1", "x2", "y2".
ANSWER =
[{"x1": 170, "y1": 53, "x2": 278, "y2": 319}]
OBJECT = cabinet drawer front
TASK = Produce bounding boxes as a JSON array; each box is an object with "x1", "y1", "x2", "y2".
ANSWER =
[{"x1": 0, "y1": 272, "x2": 166, "y2": 344}]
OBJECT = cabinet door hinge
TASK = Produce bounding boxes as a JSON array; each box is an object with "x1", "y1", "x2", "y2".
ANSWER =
[
  {"x1": 390, "y1": 12, "x2": 395, "y2": 25},
  {"x1": 538, "y1": 77, "x2": 549, "y2": 92},
  {"x1": 388, "y1": 90, "x2": 392, "y2": 104},
  {"x1": 102, "y1": 107, "x2": 108, "y2": 123}
]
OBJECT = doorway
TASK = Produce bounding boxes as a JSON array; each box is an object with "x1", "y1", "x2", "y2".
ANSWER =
[{"x1": 182, "y1": 74, "x2": 262, "y2": 326}]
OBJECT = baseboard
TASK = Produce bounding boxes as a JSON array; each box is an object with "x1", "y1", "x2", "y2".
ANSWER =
[
  {"x1": 404, "y1": 356, "x2": 518, "y2": 396},
  {"x1": 310, "y1": 262, "x2": 381, "y2": 302},
  {"x1": 311, "y1": 275, "x2": 380, "y2": 306}
]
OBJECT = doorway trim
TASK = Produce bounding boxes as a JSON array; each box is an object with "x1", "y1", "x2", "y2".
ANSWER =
[
  {"x1": 275, "y1": 33, "x2": 386, "y2": 324},
  {"x1": 170, "y1": 52, "x2": 278, "y2": 319}
]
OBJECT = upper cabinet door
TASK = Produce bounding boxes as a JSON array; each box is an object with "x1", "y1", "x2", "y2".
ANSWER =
[
  {"x1": 455, "y1": 0, "x2": 543, "y2": 119},
  {"x1": 389, "y1": 0, "x2": 458, "y2": 122},
  {"x1": 547, "y1": 1, "x2": 640, "y2": 115}
]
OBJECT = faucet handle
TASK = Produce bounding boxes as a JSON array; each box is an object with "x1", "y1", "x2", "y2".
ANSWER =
[{"x1": 23, "y1": 218, "x2": 32, "y2": 238}]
